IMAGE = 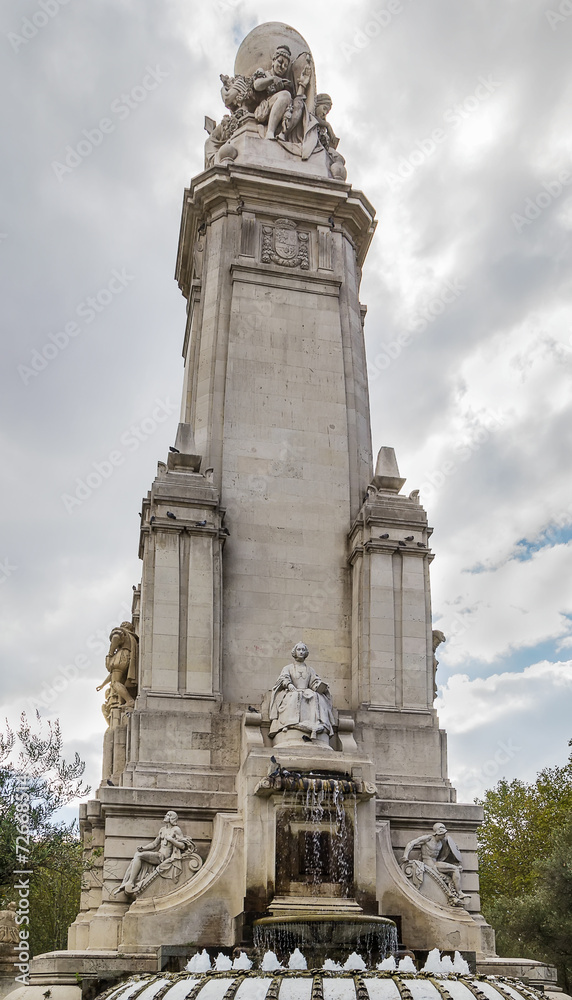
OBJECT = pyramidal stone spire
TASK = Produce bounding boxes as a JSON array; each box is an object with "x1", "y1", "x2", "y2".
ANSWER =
[
  {"x1": 47, "y1": 21, "x2": 497, "y2": 989},
  {"x1": 372, "y1": 445, "x2": 407, "y2": 492}
]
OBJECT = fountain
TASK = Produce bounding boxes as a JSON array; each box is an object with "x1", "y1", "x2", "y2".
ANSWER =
[
  {"x1": 252, "y1": 766, "x2": 398, "y2": 967},
  {"x1": 94, "y1": 951, "x2": 554, "y2": 1000}
]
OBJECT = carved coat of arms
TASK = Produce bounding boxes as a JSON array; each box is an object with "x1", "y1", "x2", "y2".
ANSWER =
[{"x1": 261, "y1": 218, "x2": 309, "y2": 269}]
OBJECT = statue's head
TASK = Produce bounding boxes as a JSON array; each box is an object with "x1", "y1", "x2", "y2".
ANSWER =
[
  {"x1": 272, "y1": 44, "x2": 291, "y2": 76},
  {"x1": 315, "y1": 93, "x2": 332, "y2": 121},
  {"x1": 291, "y1": 641, "x2": 309, "y2": 661},
  {"x1": 433, "y1": 823, "x2": 447, "y2": 838},
  {"x1": 164, "y1": 810, "x2": 178, "y2": 824},
  {"x1": 109, "y1": 622, "x2": 134, "y2": 645}
]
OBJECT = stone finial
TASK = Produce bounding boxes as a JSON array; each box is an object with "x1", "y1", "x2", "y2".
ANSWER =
[
  {"x1": 372, "y1": 446, "x2": 406, "y2": 493},
  {"x1": 168, "y1": 423, "x2": 202, "y2": 472}
]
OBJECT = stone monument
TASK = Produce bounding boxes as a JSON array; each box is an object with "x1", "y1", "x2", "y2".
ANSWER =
[{"x1": 19, "y1": 18, "x2": 557, "y2": 998}]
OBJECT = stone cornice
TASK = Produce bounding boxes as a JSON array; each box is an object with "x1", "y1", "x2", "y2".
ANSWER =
[
  {"x1": 230, "y1": 260, "x2": 341, "y2": 294},
  {"x1": 176, "y1": 163, "x2": 376, "y2": 298}
]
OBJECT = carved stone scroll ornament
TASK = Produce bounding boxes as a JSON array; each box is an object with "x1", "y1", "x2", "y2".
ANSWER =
[
  {"x1": 401, "y1": 822, "x2": 469, "y2": 907},
  {"x1": 261, "y1": 219, "x2": 309, "y2": 269},
  {"x1": 113, "y1": 811, "x2": 203, "y2": 898}
]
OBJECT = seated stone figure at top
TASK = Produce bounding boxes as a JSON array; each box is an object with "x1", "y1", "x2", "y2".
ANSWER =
[
  {"x1": 252, "y1": 45, "x2": 318, "y2": 157},
  {"x1": 269, "y1": 642, "x2": 335, "y2": 744}
]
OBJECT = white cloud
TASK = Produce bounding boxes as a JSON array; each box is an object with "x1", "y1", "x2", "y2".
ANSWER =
[
  {"x1": 435, "y1": 540, "x2": 572, "y2": 666},
  {"x1": 437, "y1": 661, "x2": 572, "y2": 801},
  {"x1": 437, "y1": 660, "x2": 572, "y2": 734}
]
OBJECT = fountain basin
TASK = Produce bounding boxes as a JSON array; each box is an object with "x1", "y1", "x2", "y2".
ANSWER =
[
  {"x1": 94, "y1": 970, "x2": 550, "y2": 1000},
  {"x1": 253, "y1": 913, "x2": 398, "y2": 967}
]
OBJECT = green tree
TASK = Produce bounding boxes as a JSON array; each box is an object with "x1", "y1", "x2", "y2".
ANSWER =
[
  {"x1": 498, "y1": 813, "x2": 572, "y2": 992},
  {"x1": 477, "y1": 741, "x2": 572, "y2": 986},
  {"x1": 0, "y1": 713, "x2": 90, "y2": 956}
]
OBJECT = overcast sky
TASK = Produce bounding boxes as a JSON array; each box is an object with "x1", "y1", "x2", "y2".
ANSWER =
[{"x1": 1, "y1": 0, "x2": 571, "y2": 812}]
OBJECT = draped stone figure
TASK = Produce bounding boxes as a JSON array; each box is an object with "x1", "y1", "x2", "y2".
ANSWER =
[
  {"x1": 269, "y1": 642, "x2": 335, "y2": 743},
  {"x1": 96, "y1": 621, "x2": 139, "y2": 723}
]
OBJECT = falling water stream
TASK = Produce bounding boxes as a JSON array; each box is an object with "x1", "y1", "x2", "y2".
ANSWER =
[{"x1": 297, "y1": 775, "x2": 355, "y2": 891}]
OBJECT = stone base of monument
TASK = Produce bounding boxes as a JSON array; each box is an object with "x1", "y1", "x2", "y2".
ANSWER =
[{"x1": 476, "y1": 957, "x2": 560, "y2": 988}]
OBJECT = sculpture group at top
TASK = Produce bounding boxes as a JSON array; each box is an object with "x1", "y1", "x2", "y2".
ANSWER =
[{"x1": 205, "y1": 38, "x2": 346, "y2": 180}]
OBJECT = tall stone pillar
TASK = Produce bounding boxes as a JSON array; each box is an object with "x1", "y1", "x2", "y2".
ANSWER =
[
  {"x1": 59, "y1": 22, "x2": 495, "y2": 975},
  {"x1": 173, "y1": 158, "x2": 375, "y2": 708}
]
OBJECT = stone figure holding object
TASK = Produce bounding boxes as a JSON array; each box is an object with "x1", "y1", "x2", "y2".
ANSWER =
[
  {"x1": 206, "y1": 27, "x2": 343, "y2": 170},
  {"x1": 252, "y1": 44, "x2": 297, "y2": 140},
  {"x1": 402, "y1": 822, "x2": 468, "y2": 906},
  {"x1": 269, "y1": 642, "x2": 335, "y2": 743},
  {"x1": 115, "y1": 811, "x2": 202, "y2": 897},
  {"x1": 96, "y1": 621, "x2": 138, "y2": 722},
  {"x1": 315, "y1": 93, "x2": 347, "y2": 180},
  {"x1": 0, "y1": 902, "x2": 18, "y2": 944}
]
